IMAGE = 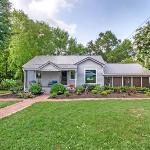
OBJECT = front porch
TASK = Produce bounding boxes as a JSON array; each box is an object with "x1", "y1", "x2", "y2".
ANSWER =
[{"x1": 36, "y1": 70, "x2": 77, "y2": 93}]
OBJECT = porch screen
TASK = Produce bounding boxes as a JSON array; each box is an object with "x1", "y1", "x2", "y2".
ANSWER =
[{"x1": 85, "y1": 70, "x2": 96, "y2": 83}]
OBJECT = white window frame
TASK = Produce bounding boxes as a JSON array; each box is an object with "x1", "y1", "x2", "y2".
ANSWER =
[{"x1": 84, "y1": 68, "x2": 97, "y2": 84}]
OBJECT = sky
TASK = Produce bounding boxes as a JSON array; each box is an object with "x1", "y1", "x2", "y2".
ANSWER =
[{"x1": 10, "y1": 0, "x2": 150, "y2": 45}]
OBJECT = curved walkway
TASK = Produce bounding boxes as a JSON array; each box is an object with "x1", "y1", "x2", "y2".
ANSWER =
[{"x1": 0, "y1": 95, "x2": 150, "y2": 119}]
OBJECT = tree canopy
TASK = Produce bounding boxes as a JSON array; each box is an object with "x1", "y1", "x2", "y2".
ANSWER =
[{"x1": 1, "y1": 1, "x2": 150, "y2": 81}]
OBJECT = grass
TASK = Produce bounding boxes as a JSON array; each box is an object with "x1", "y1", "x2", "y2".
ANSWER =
[
  {"x1": 0, "y1": 101, "x2": 18, "y2": 109},
  {"x1": 1, "y1": 100, "x2": 150, "y2": 149},
  {"x1": 0, "y1": 90, "x2": 10, "y2": 95}
]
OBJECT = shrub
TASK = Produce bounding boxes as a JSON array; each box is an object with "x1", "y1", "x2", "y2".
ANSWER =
[
  {"x1": 91, "y1": 89, "x2": 98, "y2": 94},
  {"x1": 105, "y1": 90, "x2": 112, "y2": 94},
  {"x1": 51, "y1": 83, "x2": 66, "y2": 95},
  {"x1": 1, "y1": 79, "x2": 17, "y2": 90},
  {"x1": 82, "y1": 84, "x2": 95, "y2": 92},
  {"x1": 29, "y1": 83, "x2": 42, "y2": 95},
  {"x1": 136, "y1": 87, "x2": 149, "y2": 93},
  {"x1": 17, "y1": 92, "x2": 34, "y2": 99},
  {"x1": 146, "y1": 91, "x2": 150, "y2": 96},
  {"x1": 76, "y1": 85, "x2": 84, "y2": 93},
  {"x1": 64, "y1": 91, "x2": 70, "y2": 97},
  {"x1": 100, "y1": 91, "x2": 108, "y2": 96},
  {"x1": 76, "y1": 89, "x2": 82, "y2": 95},
  {"x1": 50, "y1": 92, "x2": 57, "y2": 98}
]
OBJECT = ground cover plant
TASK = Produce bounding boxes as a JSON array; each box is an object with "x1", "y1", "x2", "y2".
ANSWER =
[{"x1": 1, "y1": 100, "x2": 150, "y2": 149}]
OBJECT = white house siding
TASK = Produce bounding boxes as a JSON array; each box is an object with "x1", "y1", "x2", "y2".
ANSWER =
[
  {"x1": 25, "y1": 70, "x2": 36, "y2": 91},
  {"x1": 67, "y1": 71, "x2": 75, "y2": 85},
  {"x1": 41, "y1": 71, "x2": 61, "y2": 87},
  {"x1": 76, "y1": 60, "x2": 104, "y2": 86}
]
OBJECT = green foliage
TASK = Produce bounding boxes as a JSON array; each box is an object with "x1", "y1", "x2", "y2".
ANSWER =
[
  {"x1": 91, "y1": 89, "x2": 98, "y2": 94},
  {"x1": 64, "y1": 91, "x2": 70, "y2": 97},
  {"x1": 82, "y1": 84, "x2": 95, "y2": 92},
  {"x1": 76, "y1": 89, "x2": 82, "y2": 95},
  {"x1": 29, "y1": 83, "x2": 42, "y2": 95},
  {"x1": 100, "y1": 91, "x2": 108, "y2": 96},
  {"x1": 106, "y1": 39, "x2": 133, "y2": 63},
  {"x1": 134, "y1": 22, "x2": 150, "y2": 68},
  {"x1": 146, "y1": 91, "x2": 150, "y2": 96},
  {"x1": 87, "y1": 31, "x2": 120, "y2": 61},
  {"x1": 50, "y1": 92, "x2": 57, "y2": 98},
  {"x1": 17, "y1": 92, "x2": 34, "y2": 99},
  {"x1": 1, "y1": 79, "x2": 17, "y2": 90},
  {"x1": 76, "y1": 85, "x2": 85, "y2": 93},
  {"x1": 51, "y1": 83, "x2": 66, "y2": 95},
  {"x1": 0, "y1": 0, "x2": 11, "y2": 79}
]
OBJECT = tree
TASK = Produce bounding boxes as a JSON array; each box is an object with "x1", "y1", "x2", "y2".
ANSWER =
[
  {"x1": 8, "y1": 10, "x2": 56, "y2": 79},
  {"x1": 0, "y1": 0, "x2": 11, "y2": 79},
  {"x1": 87, "y1": 31, "x2": 120, "y2": 61},
  {"x1": 106, "y1": 39, "x2": 133, "y2": 63},
  {"x1": 8, "y1": 10, "x2": 86, "y2": 79},
  {"x1": 133, "y1": 22, "x2": 150, "y2": 68},
  {"x1": 67, "y1": 37, "x2": 86, "y2": 55}
]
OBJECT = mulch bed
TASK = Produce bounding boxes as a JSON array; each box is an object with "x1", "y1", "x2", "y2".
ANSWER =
[
  {"x1": 0, "y1": 94, "x2": 18, "y2": 99},
  {"x1": 52, "y1": 92, "x2": 150, "y2": 99}
]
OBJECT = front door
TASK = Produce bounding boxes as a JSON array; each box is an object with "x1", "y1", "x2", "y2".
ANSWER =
[{"x1": 61, "y1": 71, "x2": 67, "y2": 85}]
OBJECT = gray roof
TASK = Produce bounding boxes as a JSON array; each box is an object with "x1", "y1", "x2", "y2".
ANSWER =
[
  {"x1": 23, "y1": 55, "x2": 105, "y2": 70},
  {"x1": 104, "y1": 64, "x2": 150, "y2": 75}
]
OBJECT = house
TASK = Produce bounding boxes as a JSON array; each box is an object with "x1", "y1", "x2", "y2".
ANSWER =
[{"x1": 23, "y1": 55, "x2": 150, "y2": 92}]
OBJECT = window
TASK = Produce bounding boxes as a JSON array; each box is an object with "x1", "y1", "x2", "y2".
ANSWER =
[
  {"x1": 70, "y1": 70, "x2": 75, "y2": 79},
  {"x1": 85, "y1": 70, "x2": 96, "y2": 83},
  {"x1": 36, "y1": 71, "x2": 41, "y2": 78}
]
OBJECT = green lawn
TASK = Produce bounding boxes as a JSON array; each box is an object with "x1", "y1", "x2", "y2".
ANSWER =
[
  {"x1": 0, "y1": 101, "x2": 18, "y2": 109},
  {"x1": 1, "y1": 100, "x2": 150, "y2": 150}
]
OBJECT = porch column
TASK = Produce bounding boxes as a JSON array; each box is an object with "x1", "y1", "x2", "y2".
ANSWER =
[
  {"x1": 112, "y1": 76, "x2": 114, "y2": 87},
  {"x1": 141, "y1": 77, "x2": 143, "y2": 87},
  {"x1": 131, "y1": 77, "x2": 133, "y2": 86},
  {"x1": 75, "y1": 70, "x2": 77, "y2": 87},
  {"x1": 122, "y1": 76, "x2": 124, "y2": 87}
]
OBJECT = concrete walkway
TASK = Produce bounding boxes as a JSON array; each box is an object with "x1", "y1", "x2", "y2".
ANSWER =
[{"x1": 0, "y1": 95, "x2": 150, "y2": 119}]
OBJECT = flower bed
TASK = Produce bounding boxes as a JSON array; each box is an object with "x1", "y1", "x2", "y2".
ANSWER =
[{"x1": 49, "y1": 84, "x2": 150, "y2": 99}]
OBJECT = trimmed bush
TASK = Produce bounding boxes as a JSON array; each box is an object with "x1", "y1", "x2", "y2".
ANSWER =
[
  {"x1": 76, "y1": 85, "x2": 84, "y2": 93},
  {"x1": 64, "y1": 91, "x2": 70, "y2": 97},
  {"x1": 17, "y1": 92, "x2": 34, "y2": 99},
  {"x1": 91, "y1": 89, "x2": 98, "y2": 94},
  {"x1": 146, "y1": 91, "x2": 150, "y2": 96},
  {"x1": 100, "y1": 91, "x2": 108, "y2": 96},
  {"x1": 51, "y1": 83, "x2": 66, "y2": 95},
  {"x1": 50, "y1": 92, "x2": 57, "y2": 98},
  {"x1": 29, "y1": 83, "x2": 42, "y2": 95},
  {"x1": 76, "y1": 89, "x2": 82, "y2": 95}
]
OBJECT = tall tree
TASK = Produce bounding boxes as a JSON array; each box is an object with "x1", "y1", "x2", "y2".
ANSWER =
[
  {"x1": 87, "y1": 31, "x2": 121, "y2": 61},
  {"x1": 133, "y1": 22, "x2": 150, "y2": 68},
  {"x1": 106, "y1": 39, "x2": 133, "y2": 63},
  {"x1": 0, "y1": 0, "x2": 11, "y2": 79}
]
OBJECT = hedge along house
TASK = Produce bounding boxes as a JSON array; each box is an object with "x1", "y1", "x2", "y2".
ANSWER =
[{"x1": 23, "y1": 55, "x2": 150, "y2": 92}]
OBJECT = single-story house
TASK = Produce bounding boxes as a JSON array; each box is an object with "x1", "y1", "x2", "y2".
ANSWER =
[{"x1": 23, "y1": 55, "x2": 150, "y2": 92}]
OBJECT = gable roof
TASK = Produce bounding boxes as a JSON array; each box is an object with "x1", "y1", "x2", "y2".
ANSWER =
[
  {"x1": 104, "y1": 64, "x2": 150, "y2": 75},
  {"x1": 23, "y1": 55, "x2": 105, "y2": 70}
]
